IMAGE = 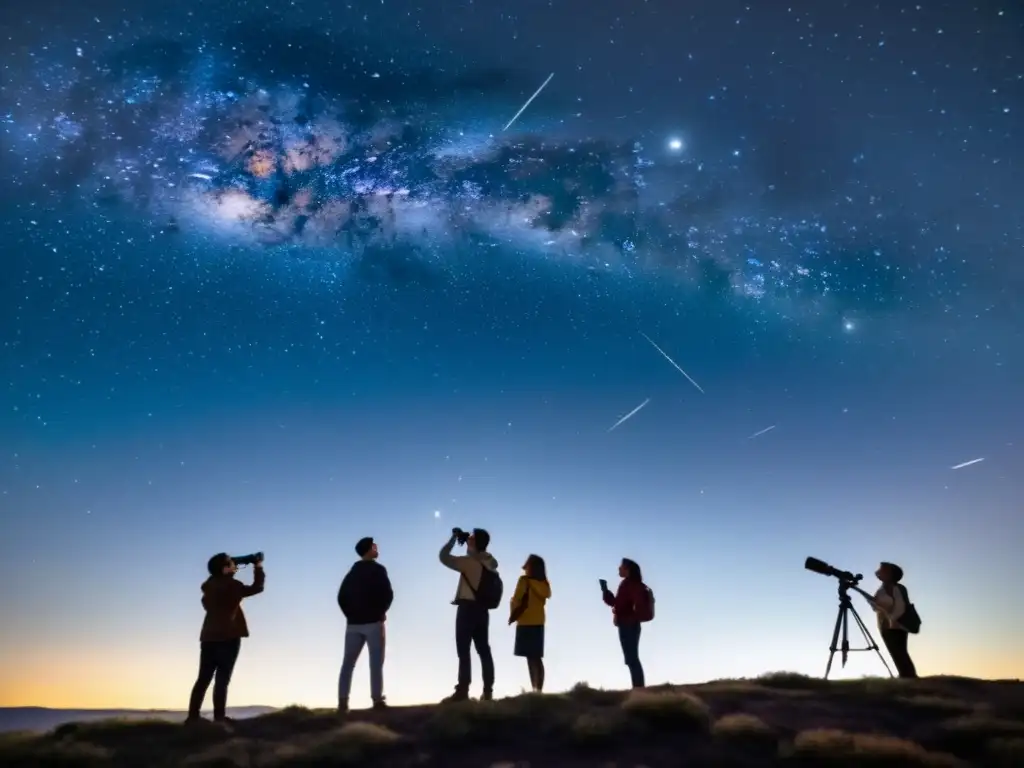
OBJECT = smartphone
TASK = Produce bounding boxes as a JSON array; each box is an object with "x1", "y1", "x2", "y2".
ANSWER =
[{"x1": 599, "y1": 579, "x2": 608, "y2": 591}]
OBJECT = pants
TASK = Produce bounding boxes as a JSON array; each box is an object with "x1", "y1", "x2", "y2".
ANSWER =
[
  {"x1": 618, "y1": 623, "x2": 645, "y2": 688},
  {"x1": 881, "y1": 628, "x2": 918, "y2": 678},
  {"x1": 188, "y1": 639, "x2": 241, "y2": 719},
  {"x1": 455, "y1": 601, "x2": 494, "y2": 693},
  {"x1": 338, "y1": 622, "x2": 386, "y2": 704}
]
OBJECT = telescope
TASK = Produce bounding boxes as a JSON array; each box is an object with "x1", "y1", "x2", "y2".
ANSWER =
[
  {"x1": 804, "y1": 556, "x2": 862, "y2": 586},
  {"x1": 804, "y1": 555, "x2": 893, "y2": 680}
]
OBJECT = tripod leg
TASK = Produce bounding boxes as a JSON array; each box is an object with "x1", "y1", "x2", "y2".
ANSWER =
[
  {"x1": 824, "y1": 603, "x2": 845, "y2": 679},
  {"x1": 841, "y1": 602, "x2": 851, "y2": 668},
  {"x1": 848, "y1": 604, "x2": 894, "y2": 678}
]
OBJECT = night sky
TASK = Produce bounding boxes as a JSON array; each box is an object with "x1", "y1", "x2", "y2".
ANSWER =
[{"x1": 1, "y1": 0, "x2": 1022, "y2": 710}]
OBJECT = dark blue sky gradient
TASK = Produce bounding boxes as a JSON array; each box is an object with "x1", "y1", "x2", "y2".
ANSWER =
[{"x1": 1, "y1": 0, "x2": 1023, "y2": 708}]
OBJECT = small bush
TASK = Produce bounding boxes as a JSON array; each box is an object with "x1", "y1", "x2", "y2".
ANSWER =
[
  {"x1": 567, "y1": 682, "x2": 622, "y2": 706},
  {"x1": 713, "y1": 713, "x2": 776, "y2": 744},
  {"x1": 269, "y1": 722, "x2": 401, "y2": 766},
  {"x1": 789, "y1": 729, "x2": 960, "y2": 767},
  {"x1": 570, "y1": 710, "x2": 629, "y2": 748},
  {"x1": 928, "y1": 714, "x2": 1024, "y2": 757},
  {"x1": 621, "y1": 689, "x2": 711, "y2": 732},
  {"x1": 424, "y1": 694, "x2": 576, "y2": 745},
  {"x1": 757, "y1": 671, "x2": 831, "y2": 691},
  {"x1": 182, "y1": 738, "x2": 254, "y2": 767}
]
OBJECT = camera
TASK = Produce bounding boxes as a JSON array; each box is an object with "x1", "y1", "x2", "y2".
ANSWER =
[
  {"x1": 804, "y1": 556, "x2": 861, "y2": 585},
  {"x1": 233, "y1": 552, "x2": 264, "y2": 567},
  {"x1": 451, "y1": 528, "x2": 470, "y2": 545}
]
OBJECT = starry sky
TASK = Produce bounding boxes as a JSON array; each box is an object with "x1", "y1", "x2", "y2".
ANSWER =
[{"x1": 1, "y1": 0, "x2": 1023, "y2": 710}]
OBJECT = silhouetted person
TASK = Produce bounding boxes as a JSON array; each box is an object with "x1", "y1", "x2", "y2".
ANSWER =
[
  {"x1": 873, "y1": 561, "x2": 918, "y2": 678},
  {"x1": 509, "y1": 554, "x2": 551, "y2": 692},
  {"x1": 186, "y1": 553, "x2": 265, "y2": 724},
  {"x1": 440, "y1": 528, "x2": 499, "y2": 702},
  {"x1": 336, "y1": 536, "x2": 394, "y2": 713},
  {"x1": 601, "y1": 557, "x2": 654, "y2": 689}
]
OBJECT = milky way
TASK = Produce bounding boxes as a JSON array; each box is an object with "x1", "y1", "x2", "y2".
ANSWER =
[{"x1": 0, "y1": 20, "x2": 1010, "y2": 325}]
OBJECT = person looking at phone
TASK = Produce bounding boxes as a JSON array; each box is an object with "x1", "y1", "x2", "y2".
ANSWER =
[
  {"x1": 186, "y1": 553, "x2": 265, "y2": 725},
  {"x1": 600, "y1": 557, "x2": 654, "y2": 689}
]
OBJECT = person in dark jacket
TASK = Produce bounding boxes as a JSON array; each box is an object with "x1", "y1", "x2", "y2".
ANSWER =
[
  {"x1": 337, "y1": 536, "x2": 394, "y2": 712},
  {"x1": 186, "y1": 553, "x2": 265, "y2": 724},
  {"x1": 600, "y1": 558, "x2": 647, "y2": 688}
]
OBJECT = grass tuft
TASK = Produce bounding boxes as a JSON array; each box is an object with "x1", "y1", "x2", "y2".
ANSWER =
[
  {"x1": 789, "y1": 728, "x2": 960, "y2": 767},
  {"x1": 0, "y1": 736, "x2": 113, "y2": 768},
  {"x1": 569, "y1": 709, "x2": 630, "y2": 748},
  {"x1": 182, "y1": 738, "x2": 255, "y2": 767},
  {"x1": 566, "y1": 682, "x2": 622, "y2": 706},
  {"x1": 713, "y1": 713, "x2": 776, "y2": 745},
  {"x1": 621, "y1": 689, "x2": 711, "y2": 732},
  {"x1": 927, "y1": 713, "x2": 1024, "y2": 757},
  {"x1": 268, "y1": 721, "x2": 401, "y2": 766}
]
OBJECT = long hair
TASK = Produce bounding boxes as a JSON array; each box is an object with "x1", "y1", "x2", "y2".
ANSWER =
[
  {"x1": 525, "y1": 554, "x2": 548, "y2": 582},
  {"x1": 622, "y1": 557, "x2": 643, "y2": 582}
]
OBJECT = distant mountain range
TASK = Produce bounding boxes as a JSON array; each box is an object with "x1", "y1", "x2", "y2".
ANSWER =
[{"x1": 0, "y1": 706, "x2": 277, "y2": 733}]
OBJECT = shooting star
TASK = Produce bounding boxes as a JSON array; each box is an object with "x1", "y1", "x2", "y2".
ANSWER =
[
  {"x1": 502, "y1": 72, "x2": 554, "y2": 132},
  {"x1": 640, "y1": 333, "x2": 705, "y2": 394},
  {"x1": 608, "y1": 398, "x2": 651, "y2": 432},
  {"x1": 747, "y1": 425, "x2": 776, "y2": 439},
  {"x1": 950, "y1": 457, "x2": 984, "y2": 470}
]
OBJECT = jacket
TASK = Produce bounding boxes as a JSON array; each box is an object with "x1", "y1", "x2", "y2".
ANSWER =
[
  {"x1": 199, "y1": 569, "x2": 265, "y2": 642},
  {"x1": 439, "y1": 541, "x2": 499, "y2": 603},
  {"x1": 510, "y1": 576, "x2": 551, "y2": 626},
  {"x1": 603, "y1": 578, "x2": 646, "y2": 626},
  {"x1": 337, "y1": 559, "x2": 394, "y2": 625},
  {"x1": 873, "y1": 583, "x2": 908, "y2": 632}
]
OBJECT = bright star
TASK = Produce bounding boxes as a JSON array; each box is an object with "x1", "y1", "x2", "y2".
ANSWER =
[
  {"x1": 843, "y1": 320, "x2": 855, "y2": 332},
  {"x1": 668, "y1": 137, "x2": 684, "y2": 152}
]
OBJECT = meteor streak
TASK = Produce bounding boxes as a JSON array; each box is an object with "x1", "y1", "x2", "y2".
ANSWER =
[{"x1": 640, "y1": 333, "x2": 705, "y2": 394}]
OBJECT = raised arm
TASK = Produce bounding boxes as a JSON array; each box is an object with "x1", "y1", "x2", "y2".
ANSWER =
[
  {"x1": 238, "y1": 565, "x2": 265, "y2": 598},
  {"x1": 439, "y1": 535, "x2": 467, "y2": 572}
]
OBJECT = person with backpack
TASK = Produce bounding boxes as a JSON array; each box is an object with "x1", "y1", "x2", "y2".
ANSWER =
[
  {"x1": 336, "y1": 536, "x2": 394, "y2": 713},
  {"x1": 439, "y1": 527, "x2": 501, "y2": 702},
  {"x1": 872, "y1": 561, "x2": 919, "y2": 678},
  {"x1": 600, "y1": 557, "x2": 654, "y2": 689},
  {"x1": 508, "y1": 554, "x2": 551, "y2": 692}
]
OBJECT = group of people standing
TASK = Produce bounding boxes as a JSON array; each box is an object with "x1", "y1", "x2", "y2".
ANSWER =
[
  {"x1": 334, "y1": 527, "x2": 655, "y2": 709},
  {"x1": 182, "y1": 538, "x2": 916, "y2": 724}
]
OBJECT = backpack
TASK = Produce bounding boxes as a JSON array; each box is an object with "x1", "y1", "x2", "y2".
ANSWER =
[
  {"x1": 636, "y1": 584, "x2": 655, "y2": 623},
  {"x1": 469, "y1": 566, "x2": 503, "y2": 610},
  {"x1": 896, "y1": 584, "x2": 921, "y2": 634}
]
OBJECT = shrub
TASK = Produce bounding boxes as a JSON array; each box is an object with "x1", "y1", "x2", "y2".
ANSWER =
[
  {"x1": 756, "y1": 672, "x2": 831, "y2": 691},
  {"x1": 567, "y1": 682, "x2": 622, "y2": 706},
  {"x1": 269, "y1": 722, "x2": 401, "y2": 766},
  {"x1": 927, "y1": 714, "x2": 1024, "y2": 757},
  {"x1": 621, "y1": 689, "x2": 711, "y2": 733},
  {"x1": 788, "y1": 729, "x2": 960, "y2": 767},
  {"x1": 182, "y1": 738, "x2": 255, "y2": 767},
  {"x1": 713, "y1": 713, "x2": 776, "y2": 744},
  {"x1": 569, "y1": 710, "x2": 629, "y2": 748},
  {"x1": 424, "y1": 693, "x2": 576, "y2": 745}
]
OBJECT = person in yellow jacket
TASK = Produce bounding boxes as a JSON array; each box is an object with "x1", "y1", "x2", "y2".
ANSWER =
[{"x1": 508, "y1": 554, "x2": 551, "y2": 692}]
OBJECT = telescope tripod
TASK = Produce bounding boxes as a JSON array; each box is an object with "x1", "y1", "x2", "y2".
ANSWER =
[{"x1": 824, "y1": 584, "x2": 893, "y2": 679}]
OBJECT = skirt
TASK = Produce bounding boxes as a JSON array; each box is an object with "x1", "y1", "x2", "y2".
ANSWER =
[{"x1": 514, "y1": 624, "x2": 545, "y2": 658}]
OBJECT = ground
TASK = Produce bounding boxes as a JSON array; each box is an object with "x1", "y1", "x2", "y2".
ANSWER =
[{"x1": 3, "y1": 673, "x2": 1023, "y2": 767}]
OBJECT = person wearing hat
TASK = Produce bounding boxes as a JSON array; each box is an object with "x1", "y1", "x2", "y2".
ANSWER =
[
  {"x1": 872, "y1": 561, "x2": 918, "y2": 678},
  {"x1": 336, "y1": 536, "x2": 394, "y2": 712}
]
